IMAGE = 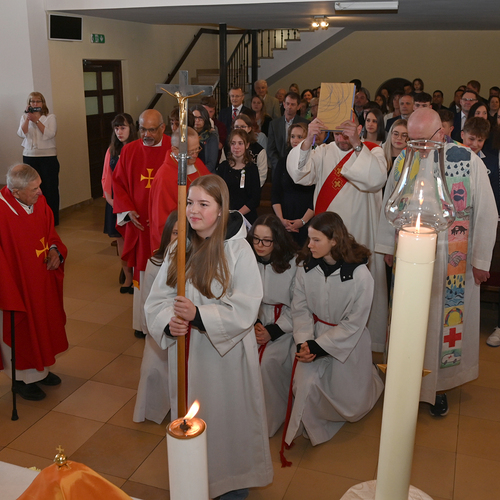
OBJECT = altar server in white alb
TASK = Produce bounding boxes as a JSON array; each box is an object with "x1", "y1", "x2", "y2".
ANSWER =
[
  {"x1": 133, "y1": 211, "x2": 178, "y2": 424},
  {"x1": 287, "y1": 117, "x2": 388, "y2": 352},
  {"x1": 145, "y1": 175, "x2": 272, "y2": 500},
  {"x1": 248, "y1": 214, "x2": 298, "y2": 437},
  {"x1": 376, "y1": 108, "x2": 497, "y2": 417},
  {"x1": 285, "y1": 212, "x2": 384, "y2": 447}
]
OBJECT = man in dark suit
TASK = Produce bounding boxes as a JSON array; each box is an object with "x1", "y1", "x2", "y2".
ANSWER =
[
  {"x1": 267, "y1": 91, "x2": 308, "y2": 169},
  {"x1": 386, "y1": 94, "x2": 414, "y2": 132},
  {"x1": 451, "y1": 90, "x2": 479, "y2": 142},
  {"x1": 431, "y1": 90, "x2": 448, "y2": 111},
  {"x1": 218, "y1": 86, "x2": 251, "y2": 134}
]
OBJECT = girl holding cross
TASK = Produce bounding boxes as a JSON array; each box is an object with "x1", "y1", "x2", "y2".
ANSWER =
[{"x1": 145, "y1": 175, "x2": 272, "y2": 500}]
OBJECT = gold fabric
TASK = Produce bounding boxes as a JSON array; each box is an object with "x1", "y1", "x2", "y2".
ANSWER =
[{"x1": 17, "y1": 461, "x2": 133, "y2": 500}]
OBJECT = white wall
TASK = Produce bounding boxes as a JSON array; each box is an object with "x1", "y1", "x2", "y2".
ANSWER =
[
  {"x1": 269, "y1": 30, "x2": 500, "y2": 107},
  {"x1": 0, "y1": 0, "x2": 52, "y2": 180}
]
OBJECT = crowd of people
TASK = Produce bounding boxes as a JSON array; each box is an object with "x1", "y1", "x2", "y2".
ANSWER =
[{"x1": 1, "y1": 76, "x2": 499, "y2": 500}]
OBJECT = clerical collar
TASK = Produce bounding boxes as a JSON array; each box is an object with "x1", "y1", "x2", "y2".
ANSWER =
[
  {"x1": 304, "y1": 257, "x2": 366, "y2": 281},
  {"x1": 14, "y1": 197, "x2": 34, "y2": 214}
]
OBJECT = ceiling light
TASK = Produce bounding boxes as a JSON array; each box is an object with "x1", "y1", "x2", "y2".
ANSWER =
[
  {"x1": 334, "y1": 1, "x2": 399, "y2": 12},
  {"x1": 312, "y1": 16, "x2": 329, "y2": 30}
]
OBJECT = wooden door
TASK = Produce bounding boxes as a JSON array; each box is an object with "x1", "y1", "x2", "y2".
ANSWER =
[{"x1": 83, "y1": 59, "x2": 123, "y2": 198}]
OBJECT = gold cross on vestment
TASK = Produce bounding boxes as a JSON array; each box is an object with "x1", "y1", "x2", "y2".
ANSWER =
[
  {"x1": 35, "y1": 237, "x2": 49, "y2": 261},
  {"x1": 140, "y1": 168, "x2": 155, "y2": 188}
]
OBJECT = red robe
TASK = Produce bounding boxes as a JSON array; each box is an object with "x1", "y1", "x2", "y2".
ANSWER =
[
  {"x1": 149, "y1": 152, "x2": 211, "y2": 252},
  {"x1": 0, "y1": 187, "x2": 68, "y2": 371},
  {"x1": 112, "y1": 137, "x2": 171, "y2": 281}
]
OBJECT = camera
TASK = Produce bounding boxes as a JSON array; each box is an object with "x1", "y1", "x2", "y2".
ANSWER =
[{"x1": 25, "y1": 106, "x2": 42, "y2": 113}]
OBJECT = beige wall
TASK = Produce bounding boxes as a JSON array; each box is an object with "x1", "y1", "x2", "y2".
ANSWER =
[
  {"x1": 270, "y1": 30, "x2": 500, "y2": 105},
  {"x1": 48, "y1": 14, "x2": 220, "y2": 208}
]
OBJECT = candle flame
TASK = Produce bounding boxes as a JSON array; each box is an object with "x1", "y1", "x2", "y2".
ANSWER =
[
  {"x1": 183, "y1": 400, "x2": 200, "y2": 420},
  {"x1": 416, "y1": 213, "x2": 421, "y2": 231}
]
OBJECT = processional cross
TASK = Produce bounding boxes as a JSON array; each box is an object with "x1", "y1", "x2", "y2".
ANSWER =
[{"x1": 156, "y1": 71, "x2": 213, "y2": 417}]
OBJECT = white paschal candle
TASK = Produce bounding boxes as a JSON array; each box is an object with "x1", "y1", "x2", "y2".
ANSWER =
[
  {"x1": 166, "y1": 412, "x2": 209, "y2": 500},
  {"x1": 375, "y1": 225, "x2": 437, "y2": 500}
]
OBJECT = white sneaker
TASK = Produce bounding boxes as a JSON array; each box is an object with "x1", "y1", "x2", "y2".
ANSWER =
[{"x1": 487, "y1": 328, "x2": 500, "y2": 347}]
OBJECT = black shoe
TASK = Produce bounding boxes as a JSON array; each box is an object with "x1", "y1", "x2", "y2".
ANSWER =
[
  {"x1": 429, "y1": 393, "x2": 448, "y2": 417},
  {"x1": 13, "y1": 381, "x2": 46, "y2": 401},
  {"x1": 120, "y1": 284, "x2": 134, "y2": 294},
  {"x1": 135, "y1": 330, "x2": 146, "y2": 339},
  {"x1": 38, "y1": 372, "x2": 61, "y2": 386}
]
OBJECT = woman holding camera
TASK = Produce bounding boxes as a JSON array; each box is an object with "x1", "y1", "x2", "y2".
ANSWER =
[{"x1": 17, "y1": 92, "x2": 60, "y2": 225}]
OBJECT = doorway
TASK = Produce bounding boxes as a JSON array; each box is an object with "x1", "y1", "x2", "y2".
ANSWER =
[{"x1": 83, "y1": 59, "x2": 123, "y2": 198}]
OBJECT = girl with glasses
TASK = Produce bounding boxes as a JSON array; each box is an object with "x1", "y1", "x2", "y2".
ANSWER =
[{"x1": 247, "y1": 214, "x2": 298, "y2": 437}]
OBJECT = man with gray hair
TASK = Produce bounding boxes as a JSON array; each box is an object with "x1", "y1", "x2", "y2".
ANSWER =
[
  {"x1": 0, "y1": 164, "x2": 67, "y2": 400},
  {"x1": 253, "y1": 79, "x2": 281, "y2": 120}
]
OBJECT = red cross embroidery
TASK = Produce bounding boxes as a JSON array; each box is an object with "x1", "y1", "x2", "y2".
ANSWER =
[{"x1": 444, "y1": 327, "x2": 462, "y2": 347}]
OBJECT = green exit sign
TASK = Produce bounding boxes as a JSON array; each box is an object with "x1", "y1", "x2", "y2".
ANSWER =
[{"x1": 91, "y1": 34, "x2": 105, "y2": 44}]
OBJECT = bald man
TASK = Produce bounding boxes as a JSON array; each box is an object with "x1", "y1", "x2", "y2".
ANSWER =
[
  {"x1": 149, "y1": 127, "x2": 210, "y2": 252},
  {"x1": 376, "y1": 108, "x2": 497, "y2": 416},
  {"x1": 113, "y1": 109, "x2": 171, "y2": 338}
]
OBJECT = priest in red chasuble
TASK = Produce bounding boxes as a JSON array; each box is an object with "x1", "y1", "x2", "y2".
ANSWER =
[
  {"x1": 112, "y1": 109, "x2": 171, "y2": 337},
  {"x1": 287, "y1": 117, "x2": 388, "y2": 352},
  {"x1": 149, "y1": 126, "x2": 210, "y2": 252},
  {"x1": 0, "y1": 164, "x2": 68, "y2": 401}
]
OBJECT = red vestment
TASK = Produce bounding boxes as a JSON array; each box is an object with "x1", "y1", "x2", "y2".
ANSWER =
[
  {"x1": 0, "y1": 187, "x2": 68, "y2": 371},
  {"x1": 149, "y1": 152, "x2": 210, "y2": 252},
  {"x1": 112, "y1": 137, "x2": 171, "y2": 280}
]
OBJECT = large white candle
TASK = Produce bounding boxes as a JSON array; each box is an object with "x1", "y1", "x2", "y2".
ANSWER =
[
  {"x1": 166, "y1": 402, "x2": 209, "y2": 500},
  {"x1": 375, "y1": 224, "x2": 437, "y2": 500}
]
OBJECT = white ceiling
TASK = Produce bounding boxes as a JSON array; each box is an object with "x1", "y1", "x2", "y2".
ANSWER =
[{"x1": 51, "y1": 0, "x2": 500, "y2": 31}]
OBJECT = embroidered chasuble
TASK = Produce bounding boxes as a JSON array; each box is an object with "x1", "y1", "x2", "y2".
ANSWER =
[
  {"x1": 0, "y1": 187, "x2": 68, "y2": 371},
  {"x1": 378, "y1": 143, "x2": 496, "y2": 403}
]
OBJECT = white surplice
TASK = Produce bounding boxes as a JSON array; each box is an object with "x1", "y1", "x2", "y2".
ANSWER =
[
  {"x1": 287, "y1": 142, "x2": 388, "y2": 351},
  {"x1": 375, "y1": 144, "x2": 497, "y2": 403},
  {"x1": 285, "y1": 262, "x2": 384, "y2": 446},
  {"x1": 145, "y1": 214, "x2": 273, "y2": 498},
  {"x1": 256, "y1": 259, "x2": 296, "y2": 437},
  {"x1": 133, "y1": 257, "x2": 171, "y2": 424}
]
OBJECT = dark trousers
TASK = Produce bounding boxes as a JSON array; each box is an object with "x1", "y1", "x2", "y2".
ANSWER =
[{"x1": 23, "y1": 155, "x2": 60, "y2": 225}]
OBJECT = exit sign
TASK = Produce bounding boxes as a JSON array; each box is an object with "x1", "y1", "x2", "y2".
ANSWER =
[{"x1": 91, "y1": 34, "x2": 105, "y2": 44}]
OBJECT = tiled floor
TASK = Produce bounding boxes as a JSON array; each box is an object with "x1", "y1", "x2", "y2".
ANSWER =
[{"x1": 1, "y1": 198, "x2": 500, "y2": 500}]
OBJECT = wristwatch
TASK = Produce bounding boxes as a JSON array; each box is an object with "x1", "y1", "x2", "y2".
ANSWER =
[{"x1": 354, "y1": 144, "x2": 363, "y2": 153}]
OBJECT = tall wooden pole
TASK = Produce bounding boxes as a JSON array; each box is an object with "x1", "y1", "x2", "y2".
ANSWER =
[{"x1": 157, "y1": 72, "x2": 212, "y2": 418}]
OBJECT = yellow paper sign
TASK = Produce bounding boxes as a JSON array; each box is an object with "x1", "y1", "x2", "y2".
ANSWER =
[{"x1": 317, "y1": 83, "x2": 356, "y2": 131}]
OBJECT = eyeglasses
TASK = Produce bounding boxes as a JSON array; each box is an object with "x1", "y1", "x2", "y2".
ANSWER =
[
  {"x1": 29, "y1": 100, "x2": 42, "y2": 104},
  {"x1": 428, "y1": 127, "x2": 442, "y2": 140},
  {"x1": 193, "y1": 116, "x2": 204, "y2": 121},
  {"x1": 392, "y1": 131, "x2": 409, "y2": 139},
  {"x1": 252, "y1": 236, "x2": 273, "y2": 247},
  {"x1": 461, "y1": 98, "x2": 478, "y2": 102},
  {"x1": 172, "y1": 146, "x2": 202, "y2": 156},
  {"x1": 234, "y1": 124, "x2": 250, "y2": 130},
  {"x1": 139, "y1": 124, "x2": 163, "y2": 134}
]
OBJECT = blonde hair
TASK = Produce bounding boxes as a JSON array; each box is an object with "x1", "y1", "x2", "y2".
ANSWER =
[
  {"x1": 27, "y1": 92, "x2": 49, "y2": 116},
  {"x1": 166, "y1": 175, "x2": 231, "y2": 298}
]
